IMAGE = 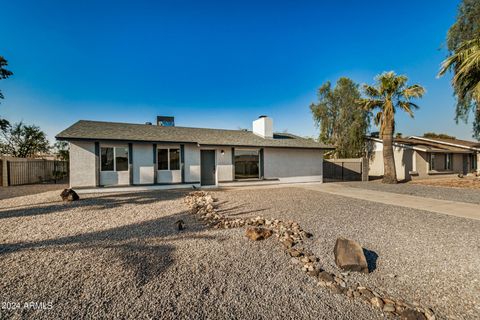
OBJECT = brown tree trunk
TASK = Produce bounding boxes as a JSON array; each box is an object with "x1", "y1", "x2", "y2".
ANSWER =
[{"x1": 382, "y1": 121, "x2": 398, "y2": 184}]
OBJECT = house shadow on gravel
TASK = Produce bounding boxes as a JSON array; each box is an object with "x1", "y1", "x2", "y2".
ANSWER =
[
  {"x1": 0, "y1": 208, "x2": 219, "y2": 286},
  {"x1": 0, "y1": 189, "x2": 189, "y2": 220},
  {"x1": 363, "y1": 248, "x2": 379, "y2": 272}
]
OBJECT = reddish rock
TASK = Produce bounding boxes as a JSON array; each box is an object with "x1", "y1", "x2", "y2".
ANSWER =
[
  {"x1": 245, "y1": 227, "x2": 273, "y2": 241},
  {"x1": 400, "y1": 309, "x2": 427, "y2": 320},
  {"x1": 333, "y1": 238, "x2": 369, "y2": 273}
]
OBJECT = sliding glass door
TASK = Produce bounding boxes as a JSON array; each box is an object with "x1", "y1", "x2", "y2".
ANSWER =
[{"x1": 234, "y1": 149, "x2": 259, "y2": 179}]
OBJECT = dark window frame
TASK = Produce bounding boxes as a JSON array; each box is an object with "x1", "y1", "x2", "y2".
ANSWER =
[
  {"x1": 101, "y1": 147, "x2": 114, "y2": 171},
  {"x1": 169, "y1": 148, "x2": 180, "y2": 170},
  {"x1": 429, "y1": 153, "x2": 436, "y2": 171},
  {"x1": 444, "y1": 153, "x2": 452, "y2": 171},
  {"x1": 234, "y1": 148, "x2": 260, "y2": 180},
  {"x1": 157, "y1": 149, "x2": 169, "y2": 170},
  {"x1": 100, "y1": 146, "x2": 129, "y2": 172},
  {"x1": 157, "y1": 147, "x2": 181, "y2": 171},
  {"x1": 470, "y1": 154, "x2": 478, "y2": 171},
  {"x1": 115, "y1": 147, "x2": 129, "y2": 172}
]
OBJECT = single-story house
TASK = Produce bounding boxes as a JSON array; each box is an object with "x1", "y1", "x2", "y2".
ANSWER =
[
  {"x1": 367, "y1": 135, "x2": 480, "y2": 181},
  {"x1": 56, "y1": 116, "x2": 333, "y2": 188}
]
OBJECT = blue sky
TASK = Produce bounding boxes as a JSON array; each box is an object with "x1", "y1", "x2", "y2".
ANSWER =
[{"x1": 0, "y1": 0, "x2": 474, "y2": 142}]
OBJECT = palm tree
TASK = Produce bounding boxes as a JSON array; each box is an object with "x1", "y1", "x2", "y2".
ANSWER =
[
  {"x1": 439, "y1": 38, "x2": 480, "y2": 137},
  {"x1": 360, "y1": 72, "x2": 425, "y2": 184}
]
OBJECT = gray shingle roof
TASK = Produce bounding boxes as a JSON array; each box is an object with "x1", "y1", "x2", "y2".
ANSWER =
[{"x1": 56, "y1": 120, "x2": 333, "y2": 149}]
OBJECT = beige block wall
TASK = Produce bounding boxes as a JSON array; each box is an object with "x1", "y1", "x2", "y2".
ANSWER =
[
  {"x1": 369, "y1": 151, "x2": 412, "y2": 180},
  {"x1": 368, "y1": 149, "x2": 384, "y2": 177},
  {"x1": 415, "y1": 151, "x2": 429, "y2": 178},
  {"x1": 69, "y1": 141, "x2": 96, "y2": 188}
]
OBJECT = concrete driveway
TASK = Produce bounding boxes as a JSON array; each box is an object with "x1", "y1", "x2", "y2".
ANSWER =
[{"x1": 295, "y1": 182, "x2": 480, "y2": 221}]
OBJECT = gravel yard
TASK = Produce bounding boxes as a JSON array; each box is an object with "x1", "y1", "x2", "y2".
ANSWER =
[
  {"x1": 0, "y1": 183, "x2": 69, "y2": 200},
  {"x1": 411, "y1": 177, "x2": 480, "y2": 190},
  {"x1": 343, "y1": 180, "x2": 480, "y2": 205},
  {"x1": 1, "y1": 186, "x2": 479, "y2": 319}
]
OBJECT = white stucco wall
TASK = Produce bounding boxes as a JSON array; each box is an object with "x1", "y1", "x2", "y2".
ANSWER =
[
  {"x1": 69, "y1": 141, "x2": 96, "y2": 188},
  {"x1": 368, "y1": 141, "x2": 414, "y2": 181},
  {"x1": 216, "y1": 147, "x2": 233, "y2": 182},
  {"x1": 133, "y1": 144, "x2": 154, "y2": 184},
  {"x1": 100, "y1": 171, "x2": 129, "y2": 186},
  {"x1": 157, "y1": 170, "x2": 181, "y2": 183},
  {"x1": 263, "y1": 148, "x2": 323, "y2": 182},
  {"x1": 184, "y1": 144, "x2": 200, "y2": 183},
  {"x1": 69, "y1": 141, "x2": 327, "y2": 187}
]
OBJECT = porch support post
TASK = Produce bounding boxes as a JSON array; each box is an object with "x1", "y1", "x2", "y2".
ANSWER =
[
  {"x1": 231, "y1": 147, "x2": 235, "y2": 180},
  {"x1": 128, "y1": 143, "x2": 133, "y2": 185},
  {"x1": 259, "y1": 148, "x2": 264, "y2": 179},
  {"x1": 477, "y1": 152, "x2": 480, "y2": 174},
  {"x1": 180, "y1": 144, "x2": 185, "y2": 183},
  {"x1": 94, "y1": 142, "x2": 100, "y2": 187},
  {"x1": 153, "y1": 144, "x2": 158, "y2": 184},
  {"x1": 1, "y1": 157, "x2": 8, "y2": 186}
]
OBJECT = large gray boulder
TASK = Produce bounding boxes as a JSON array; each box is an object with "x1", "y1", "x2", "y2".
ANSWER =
[{"x1": 334, "y1": 238, "x2": 369, "y2": 273}]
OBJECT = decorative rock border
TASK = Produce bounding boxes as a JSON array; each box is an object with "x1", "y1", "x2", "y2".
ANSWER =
[{"x1": 184, "y1": 191, "x2": 436, "y2": 320}]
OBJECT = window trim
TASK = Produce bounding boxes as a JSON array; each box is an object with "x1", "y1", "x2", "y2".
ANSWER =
[
  {"x1": 234, "y1": 148, "x2": 261, "y2": 180},
  {"x1": 470, "y1": 154, "x2": 478, "y2": 171},
  {"x1": 445, "y1": 153, "x2": 452, "y2": 171},
  {"x1": 157, "y1": 148, "x2": 169, "y2": 171},
  {"x1": 429, "y1": 153, "x2": 436, "y2": 171},
  {"x1": 157, "y1": 147, "x2": 181, "y2": 171},
  {"x1": 100, "y1": 145, "x2": 129, "y2": 172}
]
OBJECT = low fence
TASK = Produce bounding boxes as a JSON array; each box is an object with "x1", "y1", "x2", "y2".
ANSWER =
[
  {"x1": 323, "y1": 158, "x2": 368, "y2": 182},
  {"x1": 1, "y1": 158, "x2": 69, "y2": 186}
]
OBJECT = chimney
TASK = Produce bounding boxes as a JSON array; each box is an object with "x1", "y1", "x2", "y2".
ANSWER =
[
  {"x1": 252, "y1": 115, "x2": 273, "y2": 138},
  {"x1": 157, "y1": 116, "x2": 175, "y2": 126}
]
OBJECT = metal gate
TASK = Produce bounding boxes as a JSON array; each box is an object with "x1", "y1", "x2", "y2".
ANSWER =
[{"x1": 323, "y1": 159, "x2": 364, "y2": 182}]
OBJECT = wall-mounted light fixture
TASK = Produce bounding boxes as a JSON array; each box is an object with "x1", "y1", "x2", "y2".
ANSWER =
[{"x1": 221, "y1": 150, "x2": 225, "y2": 155}]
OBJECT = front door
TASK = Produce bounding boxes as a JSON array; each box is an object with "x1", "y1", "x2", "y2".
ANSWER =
[{"x1": 201, "y1": 150, "x2": 216, "y2": 186}]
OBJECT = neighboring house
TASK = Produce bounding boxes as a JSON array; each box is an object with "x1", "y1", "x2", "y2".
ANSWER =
[
  {"x1": 56, "y1": 116, "x2": 333, "y2": 188},
  {"x1": 367, "y1": 136, "x2": 480, "y2": 181}
]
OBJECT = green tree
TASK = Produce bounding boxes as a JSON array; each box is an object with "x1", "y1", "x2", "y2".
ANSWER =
[
  {"x1": 439, "y1": 38, "x2": 480, "y2": 138},
  {"x1": 0, "y1": 122, "x2": 50, "y2": 158},
  {"x1": 440, "y1": 0, "x2": 480, "y2": 139},
  {"x1": 310, "y1": 77, "x2": 370, "y2": 158},
  {"x1": 447, "y1": 0, "x2": 480, "y2": 52},
  {"x1": 423, "y1": 132, "x2": 456, "y2": 140},
  {"x1": 0, "y1": 56, "x2": 13, "y2": 129},
  {"x1": 359, "y1": 72, "x2": 425, "y2": 184},
  {"x1": 54, "y1": 141, "x2": 69, "y2": 161}
]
